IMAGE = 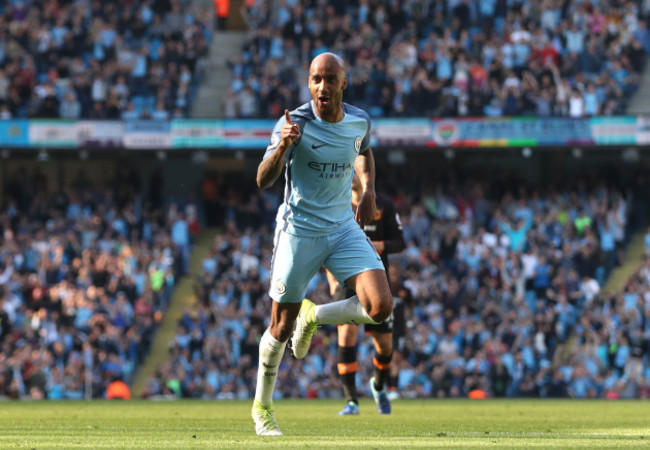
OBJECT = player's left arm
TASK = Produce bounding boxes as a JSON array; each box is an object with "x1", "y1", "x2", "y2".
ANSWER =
[
  {"x1": 375, "y1": 199, "x2": 406, "y2": 255},
  {"x1": 353, "y1": 147, "x2": 376, "y2": 227}
]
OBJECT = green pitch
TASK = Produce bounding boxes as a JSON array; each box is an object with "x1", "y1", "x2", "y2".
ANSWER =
[{"x1": 1, "y1": 399, "x2": 649, "y2": 448}]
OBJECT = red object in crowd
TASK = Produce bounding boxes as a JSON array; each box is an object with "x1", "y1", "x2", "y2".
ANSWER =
[
  {"x1": 468, "y1": 389, "x2": 488, "y2": 399},
  {"x1": 213, "y1": 0, "x2": 230, "y2": 18},
  {"x1": 106, "y1": 380, "x2": 132, "y2": 400},
  {"x1": 189, "y1": 217, "x2": 200, "y2": 237}
]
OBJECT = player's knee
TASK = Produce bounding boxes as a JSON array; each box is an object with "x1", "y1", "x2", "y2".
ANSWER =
[
  {"x1": 270, "y1": 319, "x2": 295, "y2": 342},
  {"x1": 370, "y1": 295, "x2": 393, "y2": 323},
  {"x1": 371, "y1": 309, "x2": 390, "y2": 324}
]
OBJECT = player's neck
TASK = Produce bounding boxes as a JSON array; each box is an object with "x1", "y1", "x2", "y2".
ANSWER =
[{"x1": 315, "y1": 104, "x2": 344, "y2": 123}]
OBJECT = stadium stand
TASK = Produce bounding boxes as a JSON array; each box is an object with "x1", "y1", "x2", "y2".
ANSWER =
[
  {"x1": 143, "y1": 166, "x2": 650, "y2": 400},
  {"x1": 2, "y1": 0, "x2": 650, "y2": 406},
  {"x1": 0, "y1": 0, "x2": 211, "y2": 119},
  {"x1": 0, "y1": 167, "x2": 196, "y2": 399},
  {"x1": 227, "y1": 0, "x2": 650, "y2": 118},
  {"x1": 565, "y1": 252, "x2": 650, "y2": 399}
]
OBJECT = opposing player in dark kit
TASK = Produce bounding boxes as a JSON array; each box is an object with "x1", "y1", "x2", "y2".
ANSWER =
[{"x1": 326, "y1": 172, "x2": 405, "y2": 415}]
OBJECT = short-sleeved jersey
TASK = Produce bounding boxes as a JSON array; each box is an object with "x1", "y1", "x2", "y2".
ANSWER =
[{"x1": 263, "y1": 100, "x2": 371, "y2": 236}]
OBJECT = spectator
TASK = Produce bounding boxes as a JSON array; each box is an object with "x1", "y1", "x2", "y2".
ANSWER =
[
  {"x1": 227, "y1": 0, "x2": 649, "y2": 118},
  {"x1": 0, "y1": 105, "x2": 12, "y2": 119},
  {"x1": 59, "y1": 92, "x2": 81, "y2": 120},
  {"x1": 0, "y1": 1, "x2": 210, "y2": 119},
  {"x1": 145, "y1": 166, "x2": 646, "y2": 401},
  {"x1": 0, "y1": 167, "x2": 184, "y2": 399},
  {"x1": 214, "y1": 0, "x2": 231, "y2": 31}
]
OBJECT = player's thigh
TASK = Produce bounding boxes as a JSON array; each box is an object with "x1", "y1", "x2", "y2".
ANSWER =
[
  {"x1": 324, "y1": 221, "x2": 384, "y2": 286},
  {"x1": 347, "y1": 269, "x2": 392, "y2": 315},
  {"x1": 269, "y1": 230, "x2": 328, "y2": 303}
]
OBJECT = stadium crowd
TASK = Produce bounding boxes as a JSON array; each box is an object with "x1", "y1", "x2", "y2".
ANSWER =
[
  {"x1": 226, "y1": 0, "x2": 650, "y2": 118},
  {"x1": 0, "y1": 166, "x2": 195, "y2": 399},
  {"x1": 143, "y1": 168, "x2": 650, "y2": 400},
  {"x1": 565, "y1": 253, "x2": 650, "y2": 399},
  {"x1": 0, "y1": 0, "x2": 211, "y2": 120}
]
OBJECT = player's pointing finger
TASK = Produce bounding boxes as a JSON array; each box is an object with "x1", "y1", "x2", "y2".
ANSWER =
[{"x1": 285, "y1": 109, "x2": 293, "y2": 125}]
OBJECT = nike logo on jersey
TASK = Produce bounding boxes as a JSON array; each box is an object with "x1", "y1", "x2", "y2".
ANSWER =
[{"x1": 311, "y1": 143, "x2": 327, "y2": 149}]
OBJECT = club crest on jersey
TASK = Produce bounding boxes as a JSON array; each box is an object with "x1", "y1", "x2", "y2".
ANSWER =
[
  {"x1": 275, "y1": 281, "x2": 286, "y2": 294},
  {"x1": 354, "y1": 136, "x2": 362, "y2": 153},
  {"x1": 267, "y1": 133, "x2": 280, "y2": 150}
]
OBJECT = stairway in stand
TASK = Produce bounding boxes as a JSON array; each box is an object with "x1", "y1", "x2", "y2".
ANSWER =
[{"x1": 132, "y1": 228, "x2": 219, "y2": 397}]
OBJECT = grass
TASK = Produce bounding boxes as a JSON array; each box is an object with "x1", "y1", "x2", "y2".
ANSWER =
[{"x1": 1, "y1": 399, "x2": 649, "y2": 448}]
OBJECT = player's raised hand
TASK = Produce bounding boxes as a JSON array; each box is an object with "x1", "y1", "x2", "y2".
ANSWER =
[{"x1": 281, "y1": 109, "x2": 301, "y2": 146}]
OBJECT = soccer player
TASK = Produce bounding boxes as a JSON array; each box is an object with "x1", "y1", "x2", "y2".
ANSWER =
[
  {"x1": 326, "y1": 172, "x2": 404, "y2": 416},
  {"x1": 252, "y1": 53, "x2": 393, "y2": 436}
]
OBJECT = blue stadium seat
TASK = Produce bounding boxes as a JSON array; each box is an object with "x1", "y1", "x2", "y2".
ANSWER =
[
  {"x1": 132, "y1": 96, "x2": 145, "y2": 109},
  {"x1": 369, "y1": 106, "x2": 384, "y2": 118}
]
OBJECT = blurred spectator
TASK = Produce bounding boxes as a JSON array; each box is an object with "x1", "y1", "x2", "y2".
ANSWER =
[
  {"x1": 0, "y1": 167, "x2": 188, "y2": 399},
  {"x1": 59, "y1": 92, "x2": 81, "y2": 119},
  {"x1": 229, "y1": 0, "x2": 649, "y2": 118},
  {"x1": 0, "y1": 0, "x2": 211, "y2": 119},
  {"x1": 214, "y1": 0, "x2": 231, "y2": 31},
  {"x1": 144, "y1": 166, "x2": 650, "y2": 401}
]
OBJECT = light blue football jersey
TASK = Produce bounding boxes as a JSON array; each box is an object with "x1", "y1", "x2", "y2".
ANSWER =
[{"x1": 263, "y1": 100, "x2": 371, "y2": 236}]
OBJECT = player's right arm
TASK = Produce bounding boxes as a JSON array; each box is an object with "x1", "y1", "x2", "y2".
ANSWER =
[{"x1": 257, "y1": 109, "x2": 301, "y2": 189}]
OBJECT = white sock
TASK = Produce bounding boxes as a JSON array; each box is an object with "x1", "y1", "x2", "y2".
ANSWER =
[
  {"x1": 255, "y1": 329, "x2": 286, "y2": 406},
  {"x1": 314, "y1": 295, "x2": 379, "y2": 325}
]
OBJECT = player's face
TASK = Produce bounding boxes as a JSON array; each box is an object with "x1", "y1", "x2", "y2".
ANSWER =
[{"x1": 309, "y1": 60, "x2": 347, "y2": 121}]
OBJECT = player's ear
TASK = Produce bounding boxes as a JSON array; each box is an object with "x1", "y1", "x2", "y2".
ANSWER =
[{"x1": 342, "y1": 73, "x2": 348, "y2": 90}]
